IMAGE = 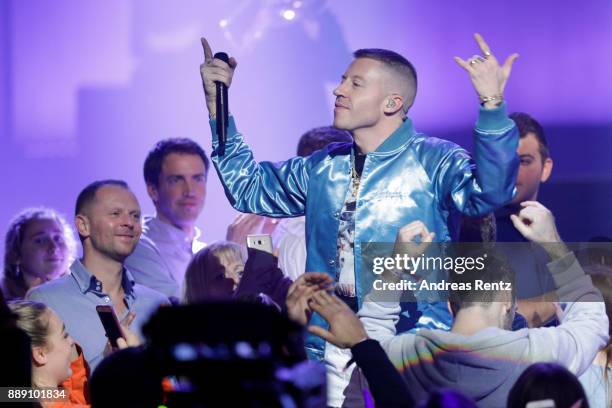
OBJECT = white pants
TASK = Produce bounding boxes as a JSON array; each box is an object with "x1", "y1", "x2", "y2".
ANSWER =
[{"x1": 324, "y1": 341, "x2": 369, "y2": 408}]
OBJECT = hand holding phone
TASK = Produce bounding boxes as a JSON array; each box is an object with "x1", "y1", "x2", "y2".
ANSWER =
[
  {"x1": 96, "y1": 305, "x2": 126, "y2": 350},
  {"x1": 246, "y1": 234, "x2": 273, "y2": 255}
]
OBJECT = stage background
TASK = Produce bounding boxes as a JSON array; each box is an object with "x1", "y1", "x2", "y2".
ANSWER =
[{"x1": 1, "y1": 0, "x2": 611, "y2": 262}]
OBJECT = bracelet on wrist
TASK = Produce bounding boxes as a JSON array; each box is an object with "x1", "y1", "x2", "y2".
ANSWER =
[{"x1": 479, "y1": 94, "x2": 504, "y2": 104}]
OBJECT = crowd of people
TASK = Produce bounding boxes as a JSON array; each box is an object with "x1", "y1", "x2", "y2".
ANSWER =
[{"x1": 1, "y1": 33, "x2": 610, "y2": 407}]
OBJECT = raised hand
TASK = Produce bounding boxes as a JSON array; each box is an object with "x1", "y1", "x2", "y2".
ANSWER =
[
  {"x1": 386, "y1": 221, "x2": 436, "y2": 280},
  {"x1": 226, "y1": 213, "x2": 279, "y2": 245},
  {"x1": 393, "y1": 220, "x2": 435, "y2": 258},
  {"x1": 199, "y1": 37, "x2": 237, "y2": 118},
  {"x1": 286, "y1": 272, "x2": 334, "y2": 326},
  {"x1": 510, "y1": 201, "x2": 569, "y2": 260},
  {"x1": 454, "y1": 33, "x2": 519, "y2": 109},
  {"x1": 226, "y1": 213, "x2": 265, "y2": 243},
  {"x1": 307, "y1": 290, "x2": 367, "y2": 349},
  {"x1": 510, "y1": 201, "x2": 561, "y2": 244},
  {"x1": 117, "y1": 312, "x2": 141, "y2": 349},
  {"x1": 102, "y1": 311, "x2": 140, "y2": 355}
]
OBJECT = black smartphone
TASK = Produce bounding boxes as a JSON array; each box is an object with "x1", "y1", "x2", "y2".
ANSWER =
[{"x1": 96, "y1": 305, "x2": 125, "y2": 349}]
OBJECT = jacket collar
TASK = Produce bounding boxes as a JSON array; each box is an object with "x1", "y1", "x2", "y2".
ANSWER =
[{"x1": 370, "y1": 117, "x2": 417, "y2": 155}]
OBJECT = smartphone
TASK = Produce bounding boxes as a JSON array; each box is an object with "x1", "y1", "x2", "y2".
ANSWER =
[
  {"x1": 96, "y1": 305, "x2": 125, "y2": 349},
  {"x1": 526, "y1": 400, "x2": 556, "y2": 408},
  {"x1": 246, "y1": 234, "x2": 273, "y2": 255}
]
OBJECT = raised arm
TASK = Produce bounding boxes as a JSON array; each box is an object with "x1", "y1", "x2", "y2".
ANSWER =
[
  {"x1": 358, "y1": 221, "x2": 435, "y2": 340},
  {"x1": 439, "y1": 34, "x2": 520, "y2": 216},
  {"x1": 199, "y1": 37, "x2": 313, "y2": 216},
  {"x1": 306, "y1": 290, "x2": 416, "y2": 407},
  {"x1": 512, "y1": 202, "x2": 608, "y2": 374},
  {"x1": 199, "y1": 37, "x2": 237, "y2": 119},
  {"x1": 454, "y1": 33, "x2": 518, "y2": 110}
]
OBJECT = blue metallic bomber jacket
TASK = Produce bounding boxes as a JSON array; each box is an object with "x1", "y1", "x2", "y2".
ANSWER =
[{"x1": 209, "y1": 103, "x2": 519, "y2": 360}]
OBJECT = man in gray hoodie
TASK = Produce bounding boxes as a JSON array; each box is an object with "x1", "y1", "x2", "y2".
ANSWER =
[{"x1": 295, "y1": 201, "x2": 608, "y2": 407}]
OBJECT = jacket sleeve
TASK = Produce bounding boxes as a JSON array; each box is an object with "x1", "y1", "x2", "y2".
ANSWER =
[
  {"x1": 209, "y1": 116, "x2": 314, "y2": 217},
  {"x1": 435, "y1": 102, "x2": 519, "y2": 217},
  {"x1": 351, "y1": 339, "x2": 415, "y2": 407},
  {"x1": 234, "y1": 249, "x2": 293, "y2": 310},
  {"x1": 358, "y1": 295, "x2": 417, "y2": 374},
  {"x1": 527, "y1": 252, "x2": 609, "y2": 376},
  {"x1": 358, "y1": 297, "x2": 401, "y2": 342}
]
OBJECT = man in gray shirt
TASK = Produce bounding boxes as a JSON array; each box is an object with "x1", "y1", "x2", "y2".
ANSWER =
[
  {"x1": 290, "y1": 202, "x2": 608, "y2": 407},
  {"x1": 27, "y1": 180, "x2": 168, "y2": 371},
  {"x1": 125, "y1": 138, "x2": 209, "y2": 300}
]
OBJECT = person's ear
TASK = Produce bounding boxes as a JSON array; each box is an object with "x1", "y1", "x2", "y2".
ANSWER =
[
  {"x1": 383, "y1": 94, "x2": 404, "y2": 115},
  {"x1": 540, "y1": 158, "x2": 553, "y2": 183},
  {"x1": 501, "y1": 300, "x2": 514, "y2": 321},
  {"x1": 75, "y1": 214, "x2": 91, "y2": 240},
  {"x1": 31, "y1": 345, "x2": 48, "y2": 366},
  {"x1": 146, "y1": 183, "x2": 159, "y2": 203},
  {"x1": 504, "y1": 301, "x2": 513, "y2": 315}
]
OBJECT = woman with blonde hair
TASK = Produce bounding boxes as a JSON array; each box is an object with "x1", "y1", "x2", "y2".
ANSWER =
[
  {"x1": 183, "y1": 241, "x2": 245, "y2": 303},
  {"x1": 2, "y1": 207, "x2": 76, "y2": 300},
  {"x1": 9, "y1": 300, "x2": 85, "y2": 407},
  {"x1": 183, "y1": 239, "x2": 294, "y2": 313}
]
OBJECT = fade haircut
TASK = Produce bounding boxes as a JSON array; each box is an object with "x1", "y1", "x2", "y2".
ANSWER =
[
  {"x1": 509, "y1": 112, "x2": 550, "y2": 161},
  {"x1": 75, "y1": 180, "x2": 130, "y2": 216},
  {"x1": 143, "y1": 138, "x2": 210, "y2": 187},
  {"x1": 296, "y1": 126, "x2": 352, "y2": 157},
  {"x1": 353, "y1": 48, "x2": 418, "y2": 114}
]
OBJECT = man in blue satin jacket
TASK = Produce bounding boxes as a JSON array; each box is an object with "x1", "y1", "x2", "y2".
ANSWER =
[{"x1": 200, "y1": 34, "x2": 520, "y2": 406}]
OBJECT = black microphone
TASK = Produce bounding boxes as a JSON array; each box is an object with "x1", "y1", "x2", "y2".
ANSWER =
[{"x1": 214, "y1": 52, "x2": 230, "y2": 156}]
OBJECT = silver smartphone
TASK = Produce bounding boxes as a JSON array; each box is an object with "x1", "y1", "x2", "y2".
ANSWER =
[{"x1": 246, "y1": 234, "x2": 273, "y2": 255}]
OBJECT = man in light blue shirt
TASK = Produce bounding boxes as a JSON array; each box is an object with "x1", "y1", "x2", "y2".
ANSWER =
[
  {"x1": 125, "y1": 138, "x2": 209, "y2": 300},
  {"x1": 27, "y1": 180, "x2": 168, "y2": 372}
]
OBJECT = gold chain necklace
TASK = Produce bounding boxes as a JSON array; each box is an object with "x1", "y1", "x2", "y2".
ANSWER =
[{"x1": 351, "y1": 155, "x2": 361, "y2": 198}]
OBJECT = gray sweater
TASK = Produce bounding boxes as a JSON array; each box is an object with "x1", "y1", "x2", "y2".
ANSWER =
[{"x1": 359, "y1": 252, "x2": 609, "y2": 407}]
